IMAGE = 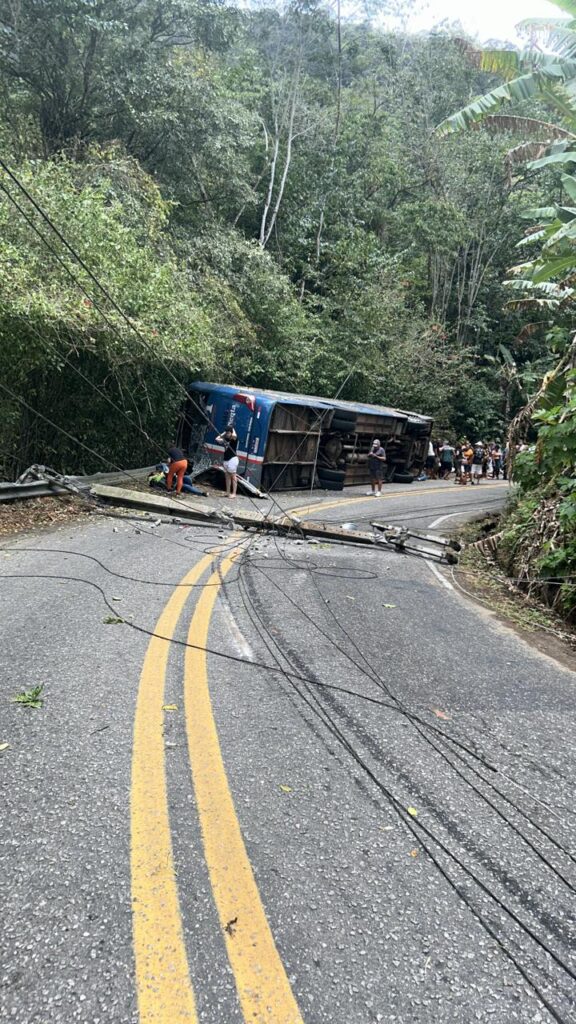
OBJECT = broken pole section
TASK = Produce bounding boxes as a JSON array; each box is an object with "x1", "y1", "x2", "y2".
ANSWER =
[{"x1": 90, "y1": 484, "x2": 458, "y2": 562}]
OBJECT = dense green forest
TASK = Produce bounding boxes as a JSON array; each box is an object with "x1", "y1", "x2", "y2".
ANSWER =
[
  {"x1": 1, "y1": 0, "x2": 555, "y2": 475},
  {"x1": 435, "y1": 1, "x2": 576, "y2": 618}
]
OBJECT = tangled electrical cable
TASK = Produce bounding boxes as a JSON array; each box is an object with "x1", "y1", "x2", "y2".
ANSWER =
[
  {"x1": 250, "y1": 536, "x2": 576, "y2": 851},
  {"x1": 231, "y1": 536, "x2": 573, "y2": 1024},
  {"x1": 232, "y1": 547, "x2": 576, "y2": 1023},
  {"x1": 2, "y1": 536, "x2": 575, "y2": 1019}
]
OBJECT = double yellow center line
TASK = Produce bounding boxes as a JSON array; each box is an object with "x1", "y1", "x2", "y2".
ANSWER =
[
  {"x1": 131, "y1": 544, "x2": 303, "y2": 1023},
  {"x1": 131, "y1": 483, "x2": 506, "y2": 1020}
]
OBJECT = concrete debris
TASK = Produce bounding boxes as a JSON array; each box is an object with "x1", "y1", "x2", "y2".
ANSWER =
[{"x1": 91, "y1": 484, "x2": 459, "y2": 564}]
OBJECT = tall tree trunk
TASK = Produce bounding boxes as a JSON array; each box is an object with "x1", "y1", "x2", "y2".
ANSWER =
[
  {"x1": 314, "y1": 0, "x2": 342, "y2": 263},
  {"x1": 259, "y1": 118, "x2": 280, "y2": 245},
  {"x1": 262, "y1": 90, "x2": 297, "y2": 248}
]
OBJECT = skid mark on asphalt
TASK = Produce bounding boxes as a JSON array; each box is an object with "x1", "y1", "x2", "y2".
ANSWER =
[
  {"x1": 131, "y1": 553, "x2": 215, "y2": 1024},
  {"x1": 184, "y1": 548, "x2": 304, "y2": 1024}
]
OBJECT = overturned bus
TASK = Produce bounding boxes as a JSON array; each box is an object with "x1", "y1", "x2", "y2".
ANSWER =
[{"x1": 178, "y1": 382, "x2": 432, "y2": 492}]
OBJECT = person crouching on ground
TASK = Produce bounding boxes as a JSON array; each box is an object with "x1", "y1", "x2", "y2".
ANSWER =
[
  {"x1": 216, "y1": 425, "x2": 239, "y2": 498},
  {"x1": 166, "y1": 443, "x2": 188, "y2": 497},
  {"x1": 150, "y1": 462, "x2": 208, "y2": 497},
  {"x1": 366, "y1": 438, "x2": 387, "y2": 496},
  {"x1": 148, "y1": 463, "x2": 169, "y2": 489}
]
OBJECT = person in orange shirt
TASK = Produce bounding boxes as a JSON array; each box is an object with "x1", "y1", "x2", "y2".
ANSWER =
[
  {"x1": 460, "y1": 442, "x2": 474, "y2": 485},
  {"x1": 166, "y1": 443, "x2": 188, "y2": 496}
]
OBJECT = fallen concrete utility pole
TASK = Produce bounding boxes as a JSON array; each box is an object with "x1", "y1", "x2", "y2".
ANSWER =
[
  {"x1": 90, "y1": 484, "x2": 228, "y2": 522},
  {"x1": 371, "y1": 522, "x2": 460, "y2": 564},
  {"x1": 90, "y1": 484, "x2": 459, "y2": 563}
]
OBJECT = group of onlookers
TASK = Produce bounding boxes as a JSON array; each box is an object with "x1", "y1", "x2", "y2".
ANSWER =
[{"x1": 419, "y1": 439, "x2": 520, "y2": 484}]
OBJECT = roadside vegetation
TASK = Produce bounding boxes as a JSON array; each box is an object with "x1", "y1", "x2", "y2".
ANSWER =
[
  {"x1": 440, "y1": 1, "x2": 576, "y2": 620},
  {"x1": 0, "y1": 0, "x2": 557, "y2": 474},
  {"x1": 2, "y1": 1, "x2": 576, "y2": 611}
]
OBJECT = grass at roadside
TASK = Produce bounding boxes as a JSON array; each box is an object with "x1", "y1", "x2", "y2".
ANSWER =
[
  {"x1": 456, "y1": 543, "x2": 570, "y2": 634},
  {"x1": 450, "y1": 518, "x2": 576, "y2": 669}
]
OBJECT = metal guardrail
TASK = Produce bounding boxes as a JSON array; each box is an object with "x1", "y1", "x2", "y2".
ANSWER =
[
  {"x1": 0, "y1": 466, "x2": 153, "y2": 504},
  {"x1": 0, "y1": 480, "x2": 70, "y2": 502}
]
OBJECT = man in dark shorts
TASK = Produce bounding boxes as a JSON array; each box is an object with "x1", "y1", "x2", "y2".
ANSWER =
[{"x1": 366, "y1": 438, "x2": 387, "y2": 496}]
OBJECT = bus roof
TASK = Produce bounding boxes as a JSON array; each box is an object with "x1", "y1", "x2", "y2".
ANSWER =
[{"x1": 188, "y1": 381, "x2": 431, "y2": 423}]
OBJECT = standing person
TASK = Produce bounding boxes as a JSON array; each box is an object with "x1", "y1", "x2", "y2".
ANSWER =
[
  {"x1": 366, "y1": 438, "x2": 387, "y2": 496},
  {"x1": 424, "y1": 440, "x2": 436, "y2": 479},
  {"x1": 460, "y1": 441, "x2": 474, "y2": 484},
  {"x1": 471, "y1": 442, "x2": 485, "y2": 484},
  {"x1": 216, "y1": 425, "x2": 239, "y2": 498},
  {"x1": 492, "y1": 442, "x2": 502, "y2": 479},
  {"x1": 454, "y1": 443, "x2": 463, "y2": 483},
  {"x1": 439, "y1": 440, "x2": 455, "y2": 479},
  {"x1": 166, "y1": 443, "x2": 188, "y2": 497}
]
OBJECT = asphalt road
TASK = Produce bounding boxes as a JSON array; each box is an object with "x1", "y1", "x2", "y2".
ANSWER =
[{"x1": 1, "y1": 478, "x2": 575, "y2": 1024}]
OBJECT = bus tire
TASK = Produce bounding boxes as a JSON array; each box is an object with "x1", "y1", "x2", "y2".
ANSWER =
[
  {"x1": 318, "y1": 468, "x2": 346, "y2": 483},
  {"x1": 331, "y1": 417, "x2": 357, "y2": 433},
  {"x1": 330, "y1": 408, "x2": 356, "y2": 422},
  {"x1": 318, "y1": 479, "x2": 345, "y2": 491}
]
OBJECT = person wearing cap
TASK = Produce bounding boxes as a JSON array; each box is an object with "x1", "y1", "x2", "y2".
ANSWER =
[{"x1": 366, "y1": 438, "x2": 387, "y2": 496}]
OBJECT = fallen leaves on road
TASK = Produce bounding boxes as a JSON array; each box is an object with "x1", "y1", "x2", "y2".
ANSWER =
[
  {"x1": 407, "y1": 806, "x2": 418, "y2": 817},
  {"x1": 162, "y1": 704, "x2": 178, "y2": 712},
  {"x1": 432, "y1": 708, "x2": 451, "y2": 721},
  {"x1": 0, "y1": 495, "x2": 91, "y2": 538},
  {"x1": 382, "y1": 603, "x2": 396, "y2": 609},
  {"x1": 0, "y1": 742, "x2": 9, "y2": 752},
  {"x1": 224, "y1": 916, "x2": 238, "y2": 936},
  {"x1": 103, "y1": 615, "x2": 124, "y2": 625},
  {"x1": 279, "y1": 785, "x2": 292, "y2": 793},
  {"x1": 11, "y1": 685, "x2": 44, "y2": 709}
]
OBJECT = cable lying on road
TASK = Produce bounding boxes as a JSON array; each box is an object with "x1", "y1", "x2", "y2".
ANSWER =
[
  {"x1": 0, "y1": 544, "x2": 250, "y2": 587},
  {"x1": 248, "y1": 547, "x2": 576, "y2": 873},
  {"x1": 233, "y1": 551, "x2": 576, "y2": 1024},
  {"x1": 324, "y1": 494, "x2": 506, "y2": 526},
  {"x1": 0, "y1": 543, "x2": 385, "y2": 588},
  {"x1": 2, "y1": 550, "x2": 575, "y2": 1020}
]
